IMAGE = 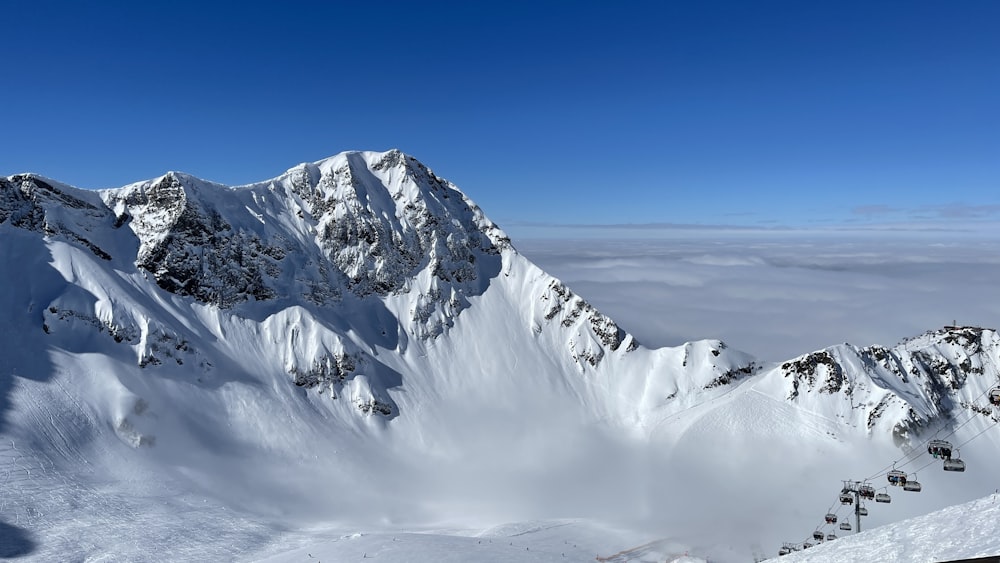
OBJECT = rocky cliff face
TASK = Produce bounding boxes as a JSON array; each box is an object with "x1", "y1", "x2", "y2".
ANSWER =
[
  {"x1": 0, "y1": 174, "x2": 117, "y2": 260},
  {"x1": 98, "y1": 150, "x2": 510, "y2": 310},
  {"x1": 758, "y1": 325, "x2": 1000, "y2": 445}
]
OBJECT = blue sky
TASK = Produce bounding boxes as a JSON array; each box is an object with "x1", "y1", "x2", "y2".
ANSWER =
[{"x1": 3, "y1": 1, "x2": 998, "y2": 235}]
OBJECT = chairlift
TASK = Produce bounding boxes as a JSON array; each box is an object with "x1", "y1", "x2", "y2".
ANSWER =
[
  {"x1": 903, "y1": 479, "x2": 922, "y2": 492},
  {"x1": 825, "y1": 513, "x2": 838, "y2": 524},
  {"x1": 803, "y1": 542, "x2": 814, "y2": 549},
  {"x1": 779, "y1": 546, "x2": 792, "y2": 556},
  {"x1": 928, "y1": 439, "x2": 953, "y2": 459},
  {"x1": 840, "y1": 521, "x2": 852, "y2": 531},
  {"x1": 813, "y1": 531, "x2": 824, "y2": 541},
  {"x1": 943, "y1": 459, "x2": 966, "y2": 472},
  {"x1": 858, "y1": 506, "x2": 869, "y2": 516},
  {"x1": 839, "y1": 493, "x2": 853, "y2": 505},
  {"x1": 875, "y1": 492, "x2": 891, "y2": 503},
  {"x1": 990, "y1": 387, "x2": 1000, "y2": 406},
  {"x1": 943, "y1": 458, "x2": 966, "y2": 472},
  {"x1": 826, "y1": 533, "x2": 837, "y2": 541},
  {"x1": 859, "y1": 484, "x2": 876, "y2": 499},
  {"x1": 887, "y1": 469, "x2": 907, "y2": 486}
]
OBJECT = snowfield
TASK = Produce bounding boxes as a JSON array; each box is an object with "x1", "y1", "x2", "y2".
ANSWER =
[
  {"x1": 1, "y1": 150, "x2": 999, "y2": 562},
  {"x1": 776, "y1": 492, "x2": 1000, "y2": 562}
]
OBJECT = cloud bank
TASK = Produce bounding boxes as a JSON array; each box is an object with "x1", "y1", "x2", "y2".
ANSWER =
[{"x1": 515, "y1": 232, "x2": 1000, "y2": 362}]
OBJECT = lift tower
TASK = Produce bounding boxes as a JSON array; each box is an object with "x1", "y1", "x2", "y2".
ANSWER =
[{"x1": 840, "y1": 480, "x2": 870, "y2": 533}]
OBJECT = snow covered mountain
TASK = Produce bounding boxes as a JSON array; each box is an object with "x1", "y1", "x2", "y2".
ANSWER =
[
  {"x1": 756, "y1": 325, "x2": 1000, "y2": 444},
  {"x1": 1, "y1": 150, "x2": 998, "y2": 562},
  {"x1": 1, "y1": 150, "x2": 759, "y2": 432}
]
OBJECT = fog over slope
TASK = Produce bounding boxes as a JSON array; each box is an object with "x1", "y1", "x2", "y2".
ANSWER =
[{"x1": 1, "y1": 151, "x2": 998, "y2": 562}]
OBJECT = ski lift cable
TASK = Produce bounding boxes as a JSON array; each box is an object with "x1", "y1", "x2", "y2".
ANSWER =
[
  {"x1": 888, "y1": 420, "x2": 996, "y2": 483},
  {"x1": 792, "y1": 332, "x2": 1000, "y2": 553},
  {"x1": 890, "y1": 404, "x2": 993, "y2": 473},
  {"x1": 955, "y1": 419, "x2": 999, "y2": 450},
  {"x1": 910, "y1": 458, "x2": 939, "y2": 475},
  {"x1": 810, "y1": 419, "x2": 996, "y2": 543},
  {"x1": 804, "y1": 419, "x2": 996, "y2": 543},
  {"x1": 866, "y1": 389, "x2": 993, "y2": 480},
  {"x1": 864, "y1": 342, "x2": 1000, "y2": 480},
  {"x1": 806, "y1": 411, "x2": 995, "y2": 547}
]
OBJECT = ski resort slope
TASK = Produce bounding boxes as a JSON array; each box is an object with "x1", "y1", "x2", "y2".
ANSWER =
[
  {"x1": 776, "y1": 492, "x2": 1000, "y2": 562},
  {"x1": 251, "y1": 521, "x2": 689, "y2": 563},
  {"x1": 0, "y1": 152, "x2": 762, "y2": 561},
  {"x1": 3, "y1": 151, "x2": 1000, "y2": 562}
]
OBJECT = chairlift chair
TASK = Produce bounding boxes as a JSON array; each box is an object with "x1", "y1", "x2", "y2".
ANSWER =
[
  {"x1": 840, "y1": 521, "x2": 852, "y2": 531},
  {"x1": 887, "y1": 469, "x2": 907, "y2": 486},
  {"x1": 943, "y1": 458, "x2": 966, "y2": 472},
  {"x1": 875, "y1": 492, "x2": 891, "y2": 503},
  {"x1": 825, "y1": 513, "x2": 838, "y2": 524},
  {"x1": 858, "y1": 506, "x2": 869, "y2": 516},
  {"x1": 903, "y1": 479, "x2": 922, "y2": 492},
  {"x1": 839, "y1": 493, "x2": 853, "y2": 504},
  {"x1": 859, "y1": 484, "x2": 876, "y2": 499},
  {"x1": 826, "y1": 533, "x2": 837, "y2": 541},
  {"x1": 989, "y1": 387, "x2": 1000, "y2": 406},
  {"x1": 803, "y1": 542, "x2": 814, "y2": 549},
  {"x1": 779, "y1": 546, "x2": 792, "y2": 556},
  {"x1": 928, "y1": 439, "x2": 953, "y2": 459},
  {"x1": 813, "y1": 531, "x2": 824, "y2": 541}
]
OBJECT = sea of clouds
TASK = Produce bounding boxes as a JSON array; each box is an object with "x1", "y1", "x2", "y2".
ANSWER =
[{"x1": 514, "y1": 230, "x2": 1000, "y2": 362}]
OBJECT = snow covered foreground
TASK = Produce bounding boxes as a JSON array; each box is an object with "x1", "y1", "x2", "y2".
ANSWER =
[
  {"x1": 2, "y1": 150, "x2": 1000, "y2": 562},
  {"x1": 777, "y1": 492, "x2": 1000, "y2": 562},
  {"x1": 251, "y1": 521, "x2": 707, "y2": 563}
]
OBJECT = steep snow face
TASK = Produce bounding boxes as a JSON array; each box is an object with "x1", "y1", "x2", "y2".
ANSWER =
[
  {"x1": 753, "y1": 326, "x2": 1000, "y2": 444},
  {"x1": 2, "y1": 150, "x2": 758, "y2": 434},
  {"x1": 0, "y1": 174, "x2": 124, "y2": 261}
]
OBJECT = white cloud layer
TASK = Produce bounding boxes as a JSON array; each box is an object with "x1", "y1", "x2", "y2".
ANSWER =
[{"x1": 515, "y1": 232, "x2": 1000, "y2": 362}]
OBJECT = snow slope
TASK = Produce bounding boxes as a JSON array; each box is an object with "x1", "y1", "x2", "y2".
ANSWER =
[
  {"x1": 776, "y1": 492, "x2": 1000, "y2": 562},
  {"x1": 1, "y1": 150, "x2": 999, "y2": 562}
]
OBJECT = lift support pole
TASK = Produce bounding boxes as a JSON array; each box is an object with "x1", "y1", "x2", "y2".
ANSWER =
[
  {"x1": 842, "y1": 481, "x2": 863, "y2": 534},
  {"x1": 854, "y1": 488, "x2": 861, "y2": 534}
]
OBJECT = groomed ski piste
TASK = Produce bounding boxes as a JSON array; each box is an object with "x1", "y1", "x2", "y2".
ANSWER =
[{"x1": 2, "y1": 151, "x2": 1000, "y2": 562}]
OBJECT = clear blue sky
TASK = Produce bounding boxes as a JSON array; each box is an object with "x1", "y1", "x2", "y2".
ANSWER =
[{"x1": 3, "y1": 1, "x2": 998, "y2": 234}]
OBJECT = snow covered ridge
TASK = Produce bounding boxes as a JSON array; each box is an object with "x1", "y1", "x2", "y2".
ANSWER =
[
  {"x1": 8, "y1": 149, "x2": 751, "y2": 425},
  {"x1": 2, "y1": 150, "x2": 998, "y2": 433},
  {"x1": 99, "y1": 149, "x2": 512, "y2": 308},
  {"x1": 752, "y1": 325, "x2": 1000, "y2": 444}
]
